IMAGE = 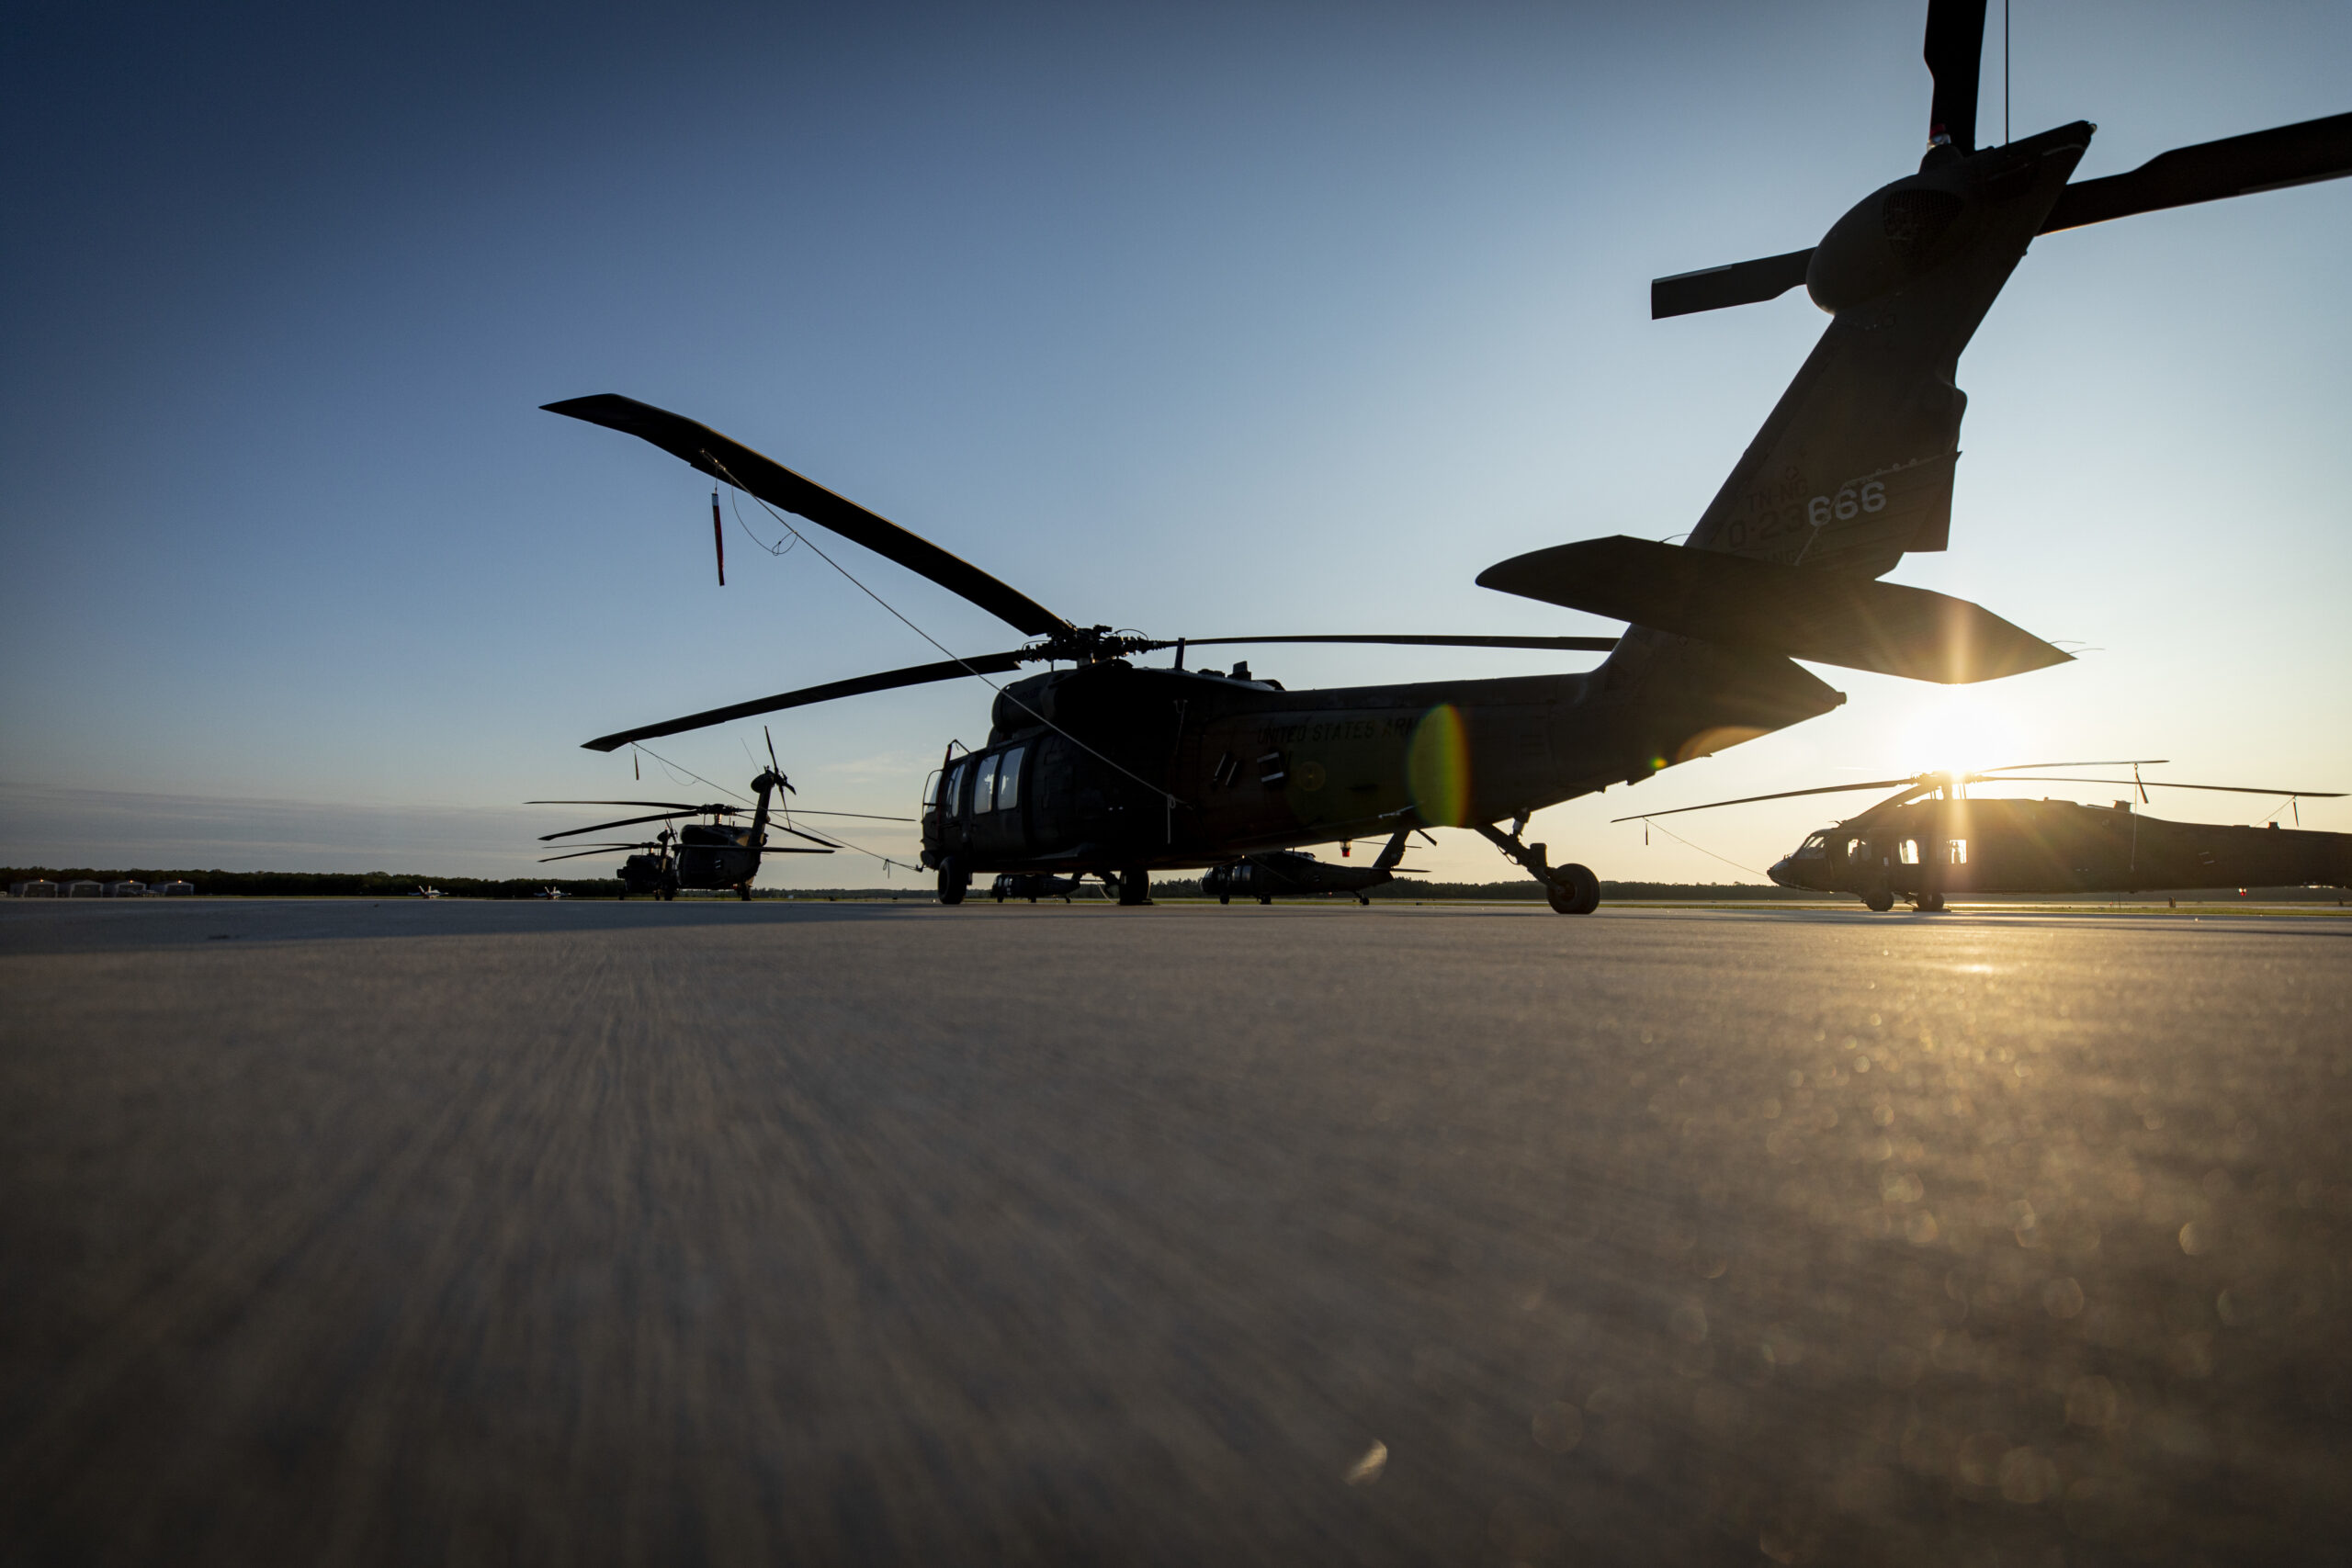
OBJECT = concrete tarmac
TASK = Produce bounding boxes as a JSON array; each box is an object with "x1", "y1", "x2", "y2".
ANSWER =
[{"x1": 3, "y1": 898, "x2": 2347, "y2": 1565}]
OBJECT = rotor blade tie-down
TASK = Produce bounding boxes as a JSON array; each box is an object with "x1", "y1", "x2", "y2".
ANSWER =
[{"x1": 703, "y1": 454, "x2": 1191, "y2": 812}]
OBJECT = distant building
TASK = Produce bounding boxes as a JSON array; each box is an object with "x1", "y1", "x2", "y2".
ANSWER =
[
  {"x1": 63, "y1": 880, "x2": 102, "y2": 897},
  {"x1": 105, "y1": 881, "x2": 148, "y2": 897},
  {"x1": 153, "y1": 880, "x2": 196, "y2": 897},
  {"x1": 10, "y1": 880, "x2": 60, "y2": 897}
]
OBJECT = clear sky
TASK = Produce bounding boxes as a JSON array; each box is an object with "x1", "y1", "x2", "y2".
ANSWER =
[{"x1": 5, "y1": 0, "x2": 2346, "y2": 886}]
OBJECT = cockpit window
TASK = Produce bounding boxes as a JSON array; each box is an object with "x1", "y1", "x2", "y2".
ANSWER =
[{"x1": 1795, "y1": 832, "x2": 1830, "y2": 860}]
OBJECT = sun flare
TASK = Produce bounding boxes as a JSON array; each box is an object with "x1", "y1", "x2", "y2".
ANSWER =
[{"x1": 1891, "y1": 688, "x2": 2024, "y2": 784}]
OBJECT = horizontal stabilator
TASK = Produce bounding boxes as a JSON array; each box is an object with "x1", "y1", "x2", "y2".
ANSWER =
[{"x1": 1476, "y1": 536, "x2": 2069, "y2": 683}]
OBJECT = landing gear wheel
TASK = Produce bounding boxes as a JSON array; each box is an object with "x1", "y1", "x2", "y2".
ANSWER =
[
  {"x1": 1116, "y1": 867, "x2": 1152, "y2": 907},
  {"x1": 1917, "y1": 892, "x2": 1946, "y2": 912},
  {"x1": 738, "y1": 884, "x2": 752, "y2": 902},
  {"x1": 1357, "y1": 895, "x2": 1371, "y2": 907},
  {"x1": 937, "y1": 860, "x2": 968, "y2": 906},
  {"x1": 1864, "y1": 890, "x2": 1894, "y2": 912},
  {"x1": 1545, "y1": 863, "x2": 1601, "y2": 915},
  {"x1": 1218, "y1": 894, "x2": 1230, "y2": 905}
]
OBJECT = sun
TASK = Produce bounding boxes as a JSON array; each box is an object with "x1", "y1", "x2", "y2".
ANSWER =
[{"x1": 1891, "y1": 687, "x2": 2024, "y2": 783}]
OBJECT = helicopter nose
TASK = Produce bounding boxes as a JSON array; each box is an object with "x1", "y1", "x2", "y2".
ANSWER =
[{"x1": 1767, "y1": 858, "x2": 1798, "y2": 888}]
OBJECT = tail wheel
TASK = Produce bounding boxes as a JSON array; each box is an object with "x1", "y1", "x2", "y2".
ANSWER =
[{"x1": 1545, "y1": 863, "x2": 1601, "y2": 915}]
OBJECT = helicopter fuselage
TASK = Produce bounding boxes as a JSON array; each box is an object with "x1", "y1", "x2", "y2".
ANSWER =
[
  {"x1": 920, "y1": 651, "x2": 1843, "y2": 879},
  {"x1": 1767, "y1": 796, "x2": 2351, "y2": 904}
]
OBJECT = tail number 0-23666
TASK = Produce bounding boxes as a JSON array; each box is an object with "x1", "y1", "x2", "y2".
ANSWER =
[{"x1": 1807, "y1": 480, "x2": 1886, "y2": 526}]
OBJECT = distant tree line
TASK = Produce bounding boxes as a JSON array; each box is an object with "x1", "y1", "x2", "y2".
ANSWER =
[{"x1": 2, "y1": 866, "x2": 626, "y2": 899}]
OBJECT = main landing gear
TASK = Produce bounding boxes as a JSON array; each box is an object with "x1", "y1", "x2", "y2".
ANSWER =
[
  {"x1": 937, "y1": 859, "x2": 968, "y2": 906},
  {"x1": 1114, "y1": 866, "x2": 1153, "y2": 907},
  {"x1": 1477, "y1": 819, "x2": 1600, "y2": 915}
]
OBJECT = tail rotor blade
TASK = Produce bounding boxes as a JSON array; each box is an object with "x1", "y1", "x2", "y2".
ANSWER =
[
  {"x1": 1650, "y1": 249, "x2": 1815, "y2": 320},
  {"x1": 1924, "y1": 0, "x2": 1989, "y2": 153},
  {"x1": 2041, "y1": 112, "x2": 2352, "y2": 232}
]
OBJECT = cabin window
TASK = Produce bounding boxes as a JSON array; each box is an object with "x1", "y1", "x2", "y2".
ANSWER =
[
  {"x1": 997, "y1": 746, "x2": 1024, "y2": 811},
  {"x1": 922, "y1": 773, "x2": 939, "y2": 807},
  {"x1": 975, "y1": 753, "x2": 1001, "y2": 814},
  {"x1": 1845, "y1": 838, "x2": 1862, "y2": 860},
  {"x1": 1947, "y1": 840, "x2": 1968, "y2": 864},
  {"x1": 1898, "y1": 839, "x2": 1920, "y2": 864},
  {"x1": 943, "y1": 762, "x2": 965, "y2": 816},
  {"x1": 1795, "y1": 832, "x2": 1829, "y2": 861}
]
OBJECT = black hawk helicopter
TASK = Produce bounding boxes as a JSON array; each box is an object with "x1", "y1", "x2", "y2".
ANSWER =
[
  {"x1": 1620, "y1": 762, "x2": 2348, "y2": 911},
  {"x1": 543, "y1": 2, "x2": 2348, "y2": 914},
  {"x1": 530, "y1": 732, "x2": 887, "y2": 898},
  {"x1": 1204, "y1": 828, "x2": 1429, "y2": 907}
]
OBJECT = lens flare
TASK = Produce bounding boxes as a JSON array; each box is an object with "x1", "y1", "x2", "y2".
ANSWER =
[
  {"x1": 1408, "y1": 704, "x2": 1473, "y2": 827},
  {"x1": 1893, "y1": 687, "x2": 2021, "y2": 780}
]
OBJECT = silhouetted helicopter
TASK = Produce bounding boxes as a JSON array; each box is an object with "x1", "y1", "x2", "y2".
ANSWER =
[
  {"x1": 989, "y1": 873, "x2": 1081, "y2": 903},
  {"x1": 537, "y1": 829, "x2": 682, "y2": 899},
  {"x1": 541, "y1": 2, "x2": 2347, "y2": 914},
  {"x1": 1620, "y1": 763, "x2": 2348, "y2": 911},
  {"x1": 531, "y1": 732, "x2": 875, "y2": 899},
  {"x1": 1204, "y1": 829, "x2": 1427, "y2": 906}
]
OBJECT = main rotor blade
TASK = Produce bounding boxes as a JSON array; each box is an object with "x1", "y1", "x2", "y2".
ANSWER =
[
  {"x1": 1924, "y1": 0, "x2": 1988, "y2": 153},
  {"x1": 541, "y1": 809, "x2": 729, "y2": 841},
  {"x1": 1612, "y1": 778, "x2": 1923, "y2": 823},
  {"x1": 1987, "y1": 776, "x2": 2343, "y2": 799},
  {"x1": 1174, "y1": 633, "x2": 1620, "y2": 652},
  {"x1": 543, "y1": 394, "x2": 1071, "y2": 637},
  {"x1": 1650, "y1": 249, "x2": 1815, "y2": 320},
  {"x1": 526, "y1": 799, "x2": 702, "y2": 809},
  {"x1": 537, "y1": 843, "x2": 658, "y2": 863},
  {"x1": 583, "y1": 649, "x2": 1032, "y2": 752},
  {"x1": 774, "y1": 824, "x2": 844, "y2": 848},
  {"x1": 2041, "y1": 112, "x2": 2352, "y2": 233},
  {"x1": 1974, "y1": 760, "x2": 2169, "y2": 774},
  {"x1": 782, "y1": 809, "x2": 918, "y2": 822}
]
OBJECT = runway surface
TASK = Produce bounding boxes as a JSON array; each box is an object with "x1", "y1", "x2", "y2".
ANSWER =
[{"x1": 3, "y1": 898, "x2": 2347, "y2": 1565}]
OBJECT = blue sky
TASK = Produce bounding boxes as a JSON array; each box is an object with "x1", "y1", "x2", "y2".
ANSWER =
[{"x1": 5, "y1": 0, "x2": 2346, "y2": 885}]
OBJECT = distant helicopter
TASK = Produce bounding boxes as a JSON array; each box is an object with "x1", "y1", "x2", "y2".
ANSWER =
[
  {"x1": 531, "y1": 731, "x2": 885, "y2": 900},
  {"x1": 989, "y1": 873, "x2": 1082, "y2": 903},
  {"x1": 1204, "y1": 828, "x2": 1428, "y2": 906},
  {"x1": 544, "y1": 3, "x2": 2349, "y2": 914},
  {"x1": 538, "y1": 827, "x2": 683, "y2": 899},
  {"x1": 1621, "y1": 762, "x2": 2347, "y2": 911}
]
